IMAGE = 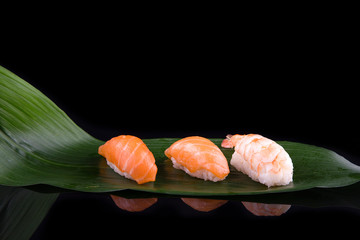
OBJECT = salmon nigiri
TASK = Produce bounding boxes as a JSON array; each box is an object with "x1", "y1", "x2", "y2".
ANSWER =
[
  {"x1": 98, "y1": 135, "x2": 157, "y2": 184},
  {"x1": 222, "y1": 134, "x2": 293, "y2": 187},
  {"x1": 165, "y1": 136, "x2": 230, "y2": 182}
]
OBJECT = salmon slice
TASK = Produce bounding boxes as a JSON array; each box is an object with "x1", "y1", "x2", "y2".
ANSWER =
[
  {"x1": 165, "y1": 136, "x2": 230, "y2": 182},
  {"x1": 98, "y1": 135, "x2": 157, "y2": 184}
]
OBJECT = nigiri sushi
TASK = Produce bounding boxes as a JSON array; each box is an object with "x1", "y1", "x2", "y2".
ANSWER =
[
  {"x1": 165, "y1": 136, "x2": 230, "y2": 182},
  {"x1": 222, "y1": 134, "x2": 293, "y2": 187},
  {"x1": 98, "y1": 135, "x2": 157, "y2": 184}
]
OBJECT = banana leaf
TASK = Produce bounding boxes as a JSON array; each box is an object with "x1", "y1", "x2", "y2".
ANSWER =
[{"x1": 1, "y1": 65, "x2": 360, "y2": 195}]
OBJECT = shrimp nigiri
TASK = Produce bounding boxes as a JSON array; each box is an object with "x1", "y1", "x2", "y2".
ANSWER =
[
  {"x1": 165, "y1": 136, "x2": 230, "y2": 182},
  {"x1": 98, "y1": 135, "x2": 157, "y2": 184},
  {"x1": 222, "y1": 134, "x2": 293, "y2": 187}
]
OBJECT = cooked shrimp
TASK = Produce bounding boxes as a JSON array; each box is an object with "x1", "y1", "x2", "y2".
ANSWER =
[{"x1": 222, "y1": 134, "x2": 293, "y2": 187}]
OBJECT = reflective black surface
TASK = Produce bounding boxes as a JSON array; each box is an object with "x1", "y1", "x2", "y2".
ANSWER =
[
  {"x1": 1, "y1": 28, "x2": 359, "y2": 239},
  {"x1": 2, "y1": 182, "x2": 360, "y2": 239}
]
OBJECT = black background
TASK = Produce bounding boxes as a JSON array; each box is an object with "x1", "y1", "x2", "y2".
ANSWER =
[
  {"x1": 1, "y1": 34, "x2": 358, "y2": 159},
  {"x1": 1, "y1": 11, "x2": 359, "y2": 238}
]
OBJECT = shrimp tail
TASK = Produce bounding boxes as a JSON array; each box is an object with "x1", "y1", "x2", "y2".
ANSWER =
[{"x1": 221, "y1": 134, "x2": 234, "y2": 148}]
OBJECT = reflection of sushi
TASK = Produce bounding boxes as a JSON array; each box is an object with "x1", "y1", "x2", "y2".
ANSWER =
[
  {"x1": 165, "y1": 136, "x2": 230, "y2": 182},
  {"x1": 242, "y1": 202, "x2": 291, "y2": 216},
  {"x1": 222, "y1": 134, "x2": 293, "y2": 187},
  {"x1": 111, "y1": 195, "x2": 158, "y2": 212},
  {"x1": 98, "y1": 135, "x2": 158, "y2": 184},
  {"x1": 181, "y1": 198, "x2": 228, "y2": 212}
]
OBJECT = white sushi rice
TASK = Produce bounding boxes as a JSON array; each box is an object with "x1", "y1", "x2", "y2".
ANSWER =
[
  {"x1": 106, "y1": 160, "x2": 134, "y2": 181},
  {"x1": 171, "y1": 157, "x2": 224, "y2": 182},
  {"x1": 230, "y1": 151, "x2": 293, "y2": 187}
]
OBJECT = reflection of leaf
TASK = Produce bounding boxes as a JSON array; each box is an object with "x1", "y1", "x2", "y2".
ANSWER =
[
  {"x1": 1, "y1": 65, "x2": 360, "y2": 195},
  {"x1": 0, "y1": 186, "x2": 58, "y2": 240}
]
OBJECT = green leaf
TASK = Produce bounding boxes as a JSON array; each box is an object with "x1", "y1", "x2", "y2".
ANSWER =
[{"x1": 1, "y1": 65, "x2": 360, "y2": 195}]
